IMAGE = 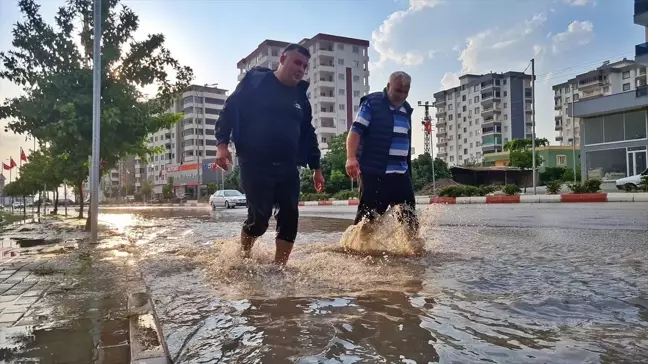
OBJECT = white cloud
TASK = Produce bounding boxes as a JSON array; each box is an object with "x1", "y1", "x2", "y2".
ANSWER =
[
  {"x1": 456, "y1": 13, "x2": 547, "y2": 74},
  {"x1": 371, "y1": 0, "x2": 443, "y2": 68},
  {"x1": 563, "y1": 0, "x2": 595, "y2": 6},
  {"x1": 440, "y1": 72, "x2": 460, "y2": 90},
  {"x1": 428, "y1": 50, "x2": 438, "y2": 59},
  {"x1": 552, "y1": 21, "x2": 594, "y2": 54}
]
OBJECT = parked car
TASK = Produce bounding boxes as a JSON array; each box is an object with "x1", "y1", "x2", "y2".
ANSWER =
[
  {"x1": 209, "y1": 190, "x2": 246, "y2": 209},
  {"x1": 616, "y1": 168, "x2": 648, "y2": 190}
]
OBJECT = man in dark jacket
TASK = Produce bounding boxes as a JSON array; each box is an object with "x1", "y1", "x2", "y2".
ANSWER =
[
  {"x1": 215, "y1": 43, "x2": 324, "y2": 265},
  {"x1": 345, "y1": 71, "x2": 421, "y2": 251}
]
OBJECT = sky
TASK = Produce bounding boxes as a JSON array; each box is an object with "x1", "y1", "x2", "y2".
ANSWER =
[{"x1": 0, "y1": 0, "x2": 643, "y2": 181}]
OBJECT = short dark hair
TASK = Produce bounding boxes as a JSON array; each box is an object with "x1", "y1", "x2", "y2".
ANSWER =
[{"x1": 282, "y1": 43, "x2": 311, "y2": 58}]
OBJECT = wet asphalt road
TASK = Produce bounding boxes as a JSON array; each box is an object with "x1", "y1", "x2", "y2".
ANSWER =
[{"x1": 94, "y1": 202, "x2": 648, "y2": 363}]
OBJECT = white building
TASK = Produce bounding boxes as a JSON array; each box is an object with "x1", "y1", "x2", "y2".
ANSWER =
[
  {"x1": 552, "y1": 58, "x2": 646, "y2": 146},
  {"x1": 145, "y1": 84, "x2": 229, "y2": 193},
  {"x1": 236, "y1": 33, "x2": 370, "y2": 150},
  {"x1": 433, "y1": 72, "x2": 534, "y2": 166}
]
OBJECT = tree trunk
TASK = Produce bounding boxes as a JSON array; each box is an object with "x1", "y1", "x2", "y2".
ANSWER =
[
  {"x1": 77, "y1": 182, "x2": 84, "y2": 219},
  {"x1": 36, "y1": 192, "x2": 42, "y2": 215},
  {"x1": 53, "y1": 190, "x2": 59, "y2": 214}
]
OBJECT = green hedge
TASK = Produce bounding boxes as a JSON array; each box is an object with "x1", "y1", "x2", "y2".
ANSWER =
[{"x1": 439, "y1": 185, "x2": 500, "y2": 197}]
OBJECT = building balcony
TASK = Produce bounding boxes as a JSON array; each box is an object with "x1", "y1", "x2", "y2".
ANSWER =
[
  {"x1": 554, "y1": 93, "x2": 562, "y2": 99},
  {"x1": 481, "y1": 106, "x2": 501, "y2": 118},
  {"x1": 437, "y1": 152, "x2": 447, "y2": 158},
  {"x1": 636, "y1": 42, "x2": 648, "y2": 67},
  {"x1": 317, "y1": 79, "x2": 336, "y2": 88},
  {"x1": 319, "y1": 111, "x2": 336, "y2": 118},
  {"x1": 555, "y1": 123, "x2": 563, "y2": 131},
  {"x1": 434, "y1": 99, "x2": 446, "y2": 107},
  {"x1": 436, "y1": 119, "x2": 447, "y2": 127},
  {"x1": 318, "y1": 64, "x2": 336, "y2": 73},
  {"x1": 635, "y1": 0, "x2": 648, "y2": 26},
  {"x1": 316, "y1": 48, "x2": 335, "y2": 57},
  {"x1": 317, "y1": 95, "x2": 336, "y2": 103},
  {"x1": 437, "y1": 141, "x2": 448, "y2": 147},
  {"x1": 318, "y1": 126, "x2": 337, "y2": 135},
  {"x1": 556, "y1": 136, "x2": 563, "y2": 142},
  {"x1": 436, "y1": 128, "x2": 447, "y2": 136},
  {"x1": 526, "y1": 106, "x2": 533, "y2": 114},
  {"x1": 480, "y1": 81, "x2": 499, "y2": 91},
  {"x1": 480, "y1": 92, "x2": 501, "y2": 105},
  {"x1": 436, "y1": 109, "x2": 447, "y2": 117},
  {"x1": 573, "y1": 86, "x2": 648, "y2": 118},
  {"x1": 554, "y1": 103, "x2": 562, "y2": 110}
]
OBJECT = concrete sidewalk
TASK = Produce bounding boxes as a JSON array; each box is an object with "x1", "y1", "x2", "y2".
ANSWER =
[{"x1": 0, "y1": 217, "x2": 169, "y2": 364}]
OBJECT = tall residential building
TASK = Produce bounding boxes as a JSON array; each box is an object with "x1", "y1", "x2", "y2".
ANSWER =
[
  {"x1": 567, "y1": 2, "x2": 648, "y2": 182},
  {"x1": 236, "y1": 33, "x2": 370, "y2": 150},
  {"x1": 552, "y1": 59, "x2": 645, "y2": 147},
  {"x1": 145, "y1": 84, "x2": 229, "y2": 194},
  {"x1": 433, "y1": 72, "x2": 534, "y2": 166}
]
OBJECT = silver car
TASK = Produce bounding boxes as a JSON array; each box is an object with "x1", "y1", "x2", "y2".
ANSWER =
[{"x1": 209, "y1": 190, "x2": 246, "y2": 209}]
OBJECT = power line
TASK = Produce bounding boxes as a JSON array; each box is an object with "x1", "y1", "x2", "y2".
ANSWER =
[{"x1": 533, "y1": 51, "x2": 634, "y2": 79}]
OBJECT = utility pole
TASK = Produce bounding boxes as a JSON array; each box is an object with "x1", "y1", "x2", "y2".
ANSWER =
[
  {"x1": 531, "y1": 58, "x2": 537, "y2": 195},
  {"x1": 89, "y1": 0, "x2": 102, "y2": 243},
  {"x1": 418, "y1": 101, "x2": 435, "y2": 194}
]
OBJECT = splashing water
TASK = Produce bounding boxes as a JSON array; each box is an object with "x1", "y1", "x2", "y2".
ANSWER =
[{"x1": 338, "y1": 205, "x2": 434, "y2": 257}]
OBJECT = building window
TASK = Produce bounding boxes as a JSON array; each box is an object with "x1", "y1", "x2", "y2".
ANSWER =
[
  {"x1": 473, "y1": 85, "x2": 478, "y2": 92},
  {"x1": 353, "y1": 60, "x2": 360, "y2": 68},
  {"x1": 504, "y1": 114, "x2": 508, "y2": 120},
  {"x1": 339, "y1": 104, "x2": 345, "y2": 110},
  {"x1": 339, "y1": 89, "x2": 345, "y2": 95},
  {"x1": 337, "y1": 44, "x2": 344, "y2": 50},
  {"x1": 338, "y1": 59, "x2": 344, "y2": 65},
  {"x1": 504, "y1": 102, "x2": 507, "y2": 109},
  {"x1": 352, "y1": 46, "x2": 360, "y2": 53},
  {"x1": 556, "y1": 155, "x2": 567, "y2": 167},
  {"x1": 464, "y1": 148, "x2": 468, "y2": 154},
  {"x1": 462, "y1": 106, "x2": 467, "y2": 112},
  {"x1": 338, "y1": 73, "x2": 345, "y2": 80},
  {"x1": 353, "y1": 75, "x2": 360, "y2": 82},
  {"x1": 623, "y1": 83, "x2": 631, "y2": 91},
  {"x1": 503, "y1": 91, "x2": 508, "y2": 97},
  {"x1": 623, "y1": 71, "x2": 630, "y2": 79},
  {"x1": 474, "y1": 96, "x2": 479, "y2": 103},
  {"x1": 353, "y1": 90, "x2": 360, "y2": 97},
  {"x1": 462, "y1": 95, "x2": 466, "y2": 101}
]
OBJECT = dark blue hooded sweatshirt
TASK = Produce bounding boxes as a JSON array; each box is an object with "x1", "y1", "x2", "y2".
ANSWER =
[{"x1": 215, "y1": 66, "x2": 321, "y2": 169}]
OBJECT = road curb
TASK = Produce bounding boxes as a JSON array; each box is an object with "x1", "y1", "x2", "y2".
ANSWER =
[
  {"x1": 294, "y1": 192, "x2": 648, "y2": 206},
  {"x1": 128, "y1": 291, "x2": 172, "y2": 364}
]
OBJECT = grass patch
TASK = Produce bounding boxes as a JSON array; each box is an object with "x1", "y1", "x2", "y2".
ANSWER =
[{"x1": 0, "y1": 212, "x2": 25, "y2": 228}]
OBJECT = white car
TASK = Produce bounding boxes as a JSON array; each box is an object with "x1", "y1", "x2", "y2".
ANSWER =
[
  {"x1": 209, "y1": 190, "x2": 247, "y2": 209},
  {"x1": 616, "y1": 168, "x2": 648, "y2": 190},
  {"x1": 12, "y1": 201, "x2": 24, "y2": 209}
]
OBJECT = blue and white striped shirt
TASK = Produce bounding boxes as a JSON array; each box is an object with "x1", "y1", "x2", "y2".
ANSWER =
[{"x1": 351, "y1": 100, "x2": 410, "y2": 174}]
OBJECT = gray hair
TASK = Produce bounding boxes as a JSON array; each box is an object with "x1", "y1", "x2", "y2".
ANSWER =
[{"x1": 388, "y1": 71, "x2": 411, "y2": 86}]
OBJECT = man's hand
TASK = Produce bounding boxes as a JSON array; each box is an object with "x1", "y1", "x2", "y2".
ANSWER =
[
  {"x1": 345, "y1": 157, "x2": 360, "y2": 180},
  {"x1": 215, "y1": 144, "x2": 232, "y2": 171},
  {"x1": 313, "y1": 169, "x2": 325, "y2": 192}
]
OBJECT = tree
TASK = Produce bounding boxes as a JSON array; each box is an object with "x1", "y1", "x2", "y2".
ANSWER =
[
  {"x1": 224, "y1": 167, "x2": 241, "y2": 191},
  {"x1": 411, "y1": 153, "x2": 451, "y2": 191},
  {"x1": 504, "y1": 138, "x2": 549, "y2": 191},
  {"x1": 140, "y1": 180, "x2": 153, "y2": 201},
  {"x1": 125, "y1": 184, "x2": 135, "y2": 195},
  {"x1": 162, "y1": 177, "x2": 174, "y2": 199},
  {"x1": 0, "y1": 0, "x2": 193, "y2": 228}
]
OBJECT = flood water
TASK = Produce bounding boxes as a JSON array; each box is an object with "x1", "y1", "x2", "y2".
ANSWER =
[{"x1": 99, "y1": 206, "x2": 648, "y2": 363}]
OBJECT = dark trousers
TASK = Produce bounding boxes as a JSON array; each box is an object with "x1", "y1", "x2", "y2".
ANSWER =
[
  {"x1": 240, "y1": 162, "x2": 300, "y2": 243},
  {"x1": 354, "y1": 172, "x2": 419, "y2": 235}
]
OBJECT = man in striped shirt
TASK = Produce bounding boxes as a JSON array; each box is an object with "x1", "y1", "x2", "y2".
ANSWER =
[{"x1": 345, "y1": 71, "x2": 421, "y2": 250}]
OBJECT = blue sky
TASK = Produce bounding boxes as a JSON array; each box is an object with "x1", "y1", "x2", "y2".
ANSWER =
[{"x1": 0, "y1": 0, "x2": 643, "y2": 178}]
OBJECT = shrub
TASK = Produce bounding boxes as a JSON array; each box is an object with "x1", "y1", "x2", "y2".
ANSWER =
[
  {"x1": 583, "y1": 179, "x2": 602, "y2": 193},
  {"x1": 300, "y1": 193, "x2": 330, "y2": 201},
  {"x1": 567, "y1": 181, "x2": 588, "y2": 194},
  {"x1": 333, "y1": 190, "x2": 359, "y2": 200},
  {"x1": 640, "y1": 175, "x2": 648, "y2": 192},
  {"x1": 546, "y1": 180, "x2": 562, "y2": 195},
  {"x1": 540, "y1": 167, "x2": 567, "y2": 185},
  {"x1": 503, "y1": 184, "x2": 521, "y2": 196},
  {"x1": 439, "y1": 185, "x2": 500, "y2": 197},
  {"x1": 479, "y1": 185, "x2": 497, "y2": 195}
]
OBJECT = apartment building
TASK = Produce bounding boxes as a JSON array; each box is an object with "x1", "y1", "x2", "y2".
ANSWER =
[
  {"x1": 101, "y1": 157, "x2": 137, "y2": 198},
  {"x1": 433, "y1": 72, "x2": 534, "y2": 166},
  {"x1": 567, "y1": 3, "x2": 648, "y2": 182},
  {"x1": 552, "y1": 59, "x2": 646, "y2": 147},
  {"x1": 145, "y1": 84, "x2": 230, "y2": 195},
  {"x1": 236, "y1": 33, "x2": 370, "y2": 150}
]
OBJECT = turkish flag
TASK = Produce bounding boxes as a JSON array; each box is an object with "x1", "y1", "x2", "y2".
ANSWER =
[
  {"x1": 2, "y1": 163, "x2": 10, "y2": 171},
  {"x1": 20, "y1": 148, "x2": 27, "y2": 162},
  {"x1": 9, "y1": 158, "x2": 16, "y2": 169}
]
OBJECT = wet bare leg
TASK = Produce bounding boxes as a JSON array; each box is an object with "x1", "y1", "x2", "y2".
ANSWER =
[
  {"x1": 274, "y1": 239, "x2": 294, "y2": 265},
  {"x1": 240, "y1": 230, "x2": 257, "y2": 258}
]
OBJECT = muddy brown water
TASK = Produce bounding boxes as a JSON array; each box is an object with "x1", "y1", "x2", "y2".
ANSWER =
[{"x1": 32, "y1": 207, "x2": 648, "y2": 363}]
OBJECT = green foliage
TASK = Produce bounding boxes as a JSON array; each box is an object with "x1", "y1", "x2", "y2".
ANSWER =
[
  {"x1": 545, "y1": 180, "x2": 562, "y2": 195},
  {"x1": 333, "y1": 190, "x2": 358, "y2": 200},
  {"x1": 0, "y1": 0, "x2": 193, "y2": 222},
  {"x1": 207, "y1": 183, "x2": 218, "y2": 194},
  {"x1": 503, "y1": 138, "x2": 550, "y2": 151},
  {"x1": 140, "y1": 180, "x2": 153, "y2": 201},
  {"x1": 162, "y1": 177, "x2": 174, "y2": 199},
  {"x1": 561, "y1": 165, "x2": 582, "y2": 182},
  {"x1": 438, "y1": 185, "x2": 493, "y2": 198},
  {"x1": 583, "y1": 179, "x2": 601, "y2": 193},
  {"x1": 224, "y1": 167, "x2": 241, "y2": 190},
  {"x1": 503, "y1": 184, "x2": 521, "y2": 195},
  {"x1": 125, "y1": 184, "x2": 135, "y2": 195},
  {"x1": 567, "y1": 181, "x2": 587, "y2": 194},
  {"x1": 300, "y1": 192, "x2": 331, "y2": 201},
  {"x1": 411, "y1": 153, "x2": 452, "y2": 191},
  {"x1": 640, "y1": 175, "x2": 648, "y2": 192}
]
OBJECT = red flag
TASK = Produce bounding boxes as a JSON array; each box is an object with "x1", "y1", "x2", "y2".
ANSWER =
[
  {"x1": 20, "y1": 148, "x2": 27, "y2": 162},
  {"x1": 2, "y1": 163, "x2": 10, "y2": 171},
  {"x1": 9, "y1": 158, "x2": 16, "y2": 169}
]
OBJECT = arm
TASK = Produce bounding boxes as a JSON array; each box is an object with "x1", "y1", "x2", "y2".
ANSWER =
[
  {"x1": 215, "y1": 77, "x2": 246, "y2": 147},
  {"x1": 302, "y1": 101, "x2": 321, "y2": 170},
  {"x1": 345, "y1": 101, "x2": 372, "y2": 178}
]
